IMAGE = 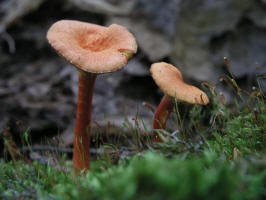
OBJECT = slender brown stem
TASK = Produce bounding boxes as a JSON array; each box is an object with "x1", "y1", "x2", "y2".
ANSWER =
[
  {"x1": 73, "y1": 72, "x2": 96, "y2": 173},
  {"x1": 153, "y1": 95, "x2": 174, "y2": 142}
]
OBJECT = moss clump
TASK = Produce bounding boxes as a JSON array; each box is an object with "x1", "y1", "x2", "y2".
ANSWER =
[{"x1": 0, "y1": 152, "x2": 266, "y2": 200}]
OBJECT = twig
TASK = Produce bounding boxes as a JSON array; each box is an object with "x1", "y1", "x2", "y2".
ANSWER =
[
  {"x1": 142, "y1": 101, "x2": 155, "y2": 113},
  {"x1": 20, "y1": 145, "x2": 137, "y2": 157},
  {"x1": 0, "y1": 31, "x2": 16, "y2": 53},
  {"x1": 224, "y1": 57, "x2": 235, "y2": 78},
  {"x1": 21, "y1": 145, "x2": 72, "y2": 153}
]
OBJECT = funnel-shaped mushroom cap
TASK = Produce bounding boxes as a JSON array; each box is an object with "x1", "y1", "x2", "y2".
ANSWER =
[
  {"x1": 151, "y1": 62, "x2": 209, "y2": 105},
  {"x1": 47, "y1": 20, "x2": 137, "y2": 73}
]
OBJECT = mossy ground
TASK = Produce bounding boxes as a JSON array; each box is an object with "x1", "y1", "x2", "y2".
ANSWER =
[{"x1": 0, "y1": 76, "x2": 265, "y2": 200}]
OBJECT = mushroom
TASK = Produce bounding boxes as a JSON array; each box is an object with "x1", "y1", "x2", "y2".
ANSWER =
[
  {"x1": 150, "y1": 62, "x2": 209, "y2": 142},
  {"x1": 47, "y1": 20, "x2": 137, "y2": 172}
]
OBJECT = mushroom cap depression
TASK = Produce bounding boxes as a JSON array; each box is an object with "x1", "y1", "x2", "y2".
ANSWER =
[
  {"x1": 150, "y1": 62, "x2": 209, "y2": 105},
  {"x1": 47, "y1": 20, "x2": 137, "y2": 73}
]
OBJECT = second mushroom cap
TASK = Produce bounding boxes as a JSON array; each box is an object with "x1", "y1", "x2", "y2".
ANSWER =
[{"x1": 150, "y1": 62, "x2": 209, "y2": 105}]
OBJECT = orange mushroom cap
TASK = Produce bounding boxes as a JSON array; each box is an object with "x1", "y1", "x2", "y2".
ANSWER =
[
  {"x1": 150, "y1": 62, "x2": 209, "y2": 105},
  {"x1": 47, "y1": 20, "x2": 137, "y2": 73}
]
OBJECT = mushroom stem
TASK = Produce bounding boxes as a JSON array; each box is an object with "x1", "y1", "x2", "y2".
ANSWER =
[
  {"x1": 73, "y1": 72, "x2": 96, "y2": 173},
  {"x1": 153, "y1": 95, "x2": 174, "y2": 142}
]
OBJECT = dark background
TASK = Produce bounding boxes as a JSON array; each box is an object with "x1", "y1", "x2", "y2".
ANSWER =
[{"x1": 0, "y1": 0, "x2": 265, "y2": 146}]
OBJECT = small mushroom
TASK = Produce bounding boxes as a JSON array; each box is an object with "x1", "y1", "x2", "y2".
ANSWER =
[
  {"x1": 47, "y1": 20, "x2": 137, "y2": 172},
  {"x1": 150, "y1": 62, "x2": 209, "y2": 142}
]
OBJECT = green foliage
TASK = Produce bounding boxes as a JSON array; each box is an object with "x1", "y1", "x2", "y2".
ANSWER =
[
  {"x1": 209, "y1": 109, "x2": 265, "y2": 158},
  {"x1": 175, "y1": 76, "x2": 266, "y2": 160},
  {"x1": 205, "y1": 85, "x2": 265, "y2": 159},
  {"x1": 0, "y1": 152, "x2": 265, "y2": 200}
]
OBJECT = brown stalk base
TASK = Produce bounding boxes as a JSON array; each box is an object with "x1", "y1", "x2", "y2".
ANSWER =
[
  {"x1": 153, "y1": 95, "x2": 174, "y2": 142},
  {"x1": 73, "y1": 72, "x2": 96, "y2": 173}
]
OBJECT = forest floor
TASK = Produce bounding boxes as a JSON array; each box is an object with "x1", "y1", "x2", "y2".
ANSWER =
[{"x1": 0, "y1": 76, "x2": 265, "y2": 200}]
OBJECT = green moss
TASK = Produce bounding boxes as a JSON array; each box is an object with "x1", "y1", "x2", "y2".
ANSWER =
[{"x1": 0, "y1": 152, "x2": 265, "y2": 200}]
